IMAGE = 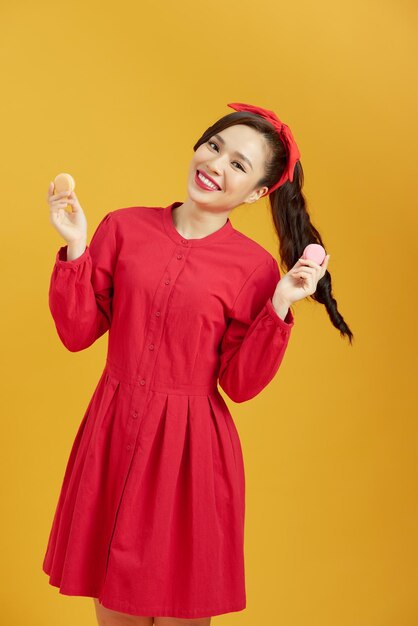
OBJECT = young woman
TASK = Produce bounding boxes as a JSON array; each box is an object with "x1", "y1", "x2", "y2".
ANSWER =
[{"x1": 42, "y1": 102, "x2": 353, "y2": 626}]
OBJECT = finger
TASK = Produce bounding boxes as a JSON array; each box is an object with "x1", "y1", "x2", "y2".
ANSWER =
[
  {"x1": 303, "y1": 260, "x2": 324, "y2": 281},
  {"x1": 50, "y1": 198, "x2": 70, "y2": 207},
  {"x1": 319, "y1": 255, "x2": 330, "y2": 277},
  {"x1": 298, "y1": 258, "x2": 320, "y2": 268},
  {"x1": 320, "y1": 254, "x2": 330, "y2": 268},
  {"x1": 294, "y1": 271, "x2": 309, "y2": 281},
  {"x1": 50, "y1": 191, "x2": 71, "y2": 202},
  {"x1": 293, "y1": 266, "x2": 316, "y2": 277},
  {"x1": 50, "y1": 201, "x2": 70, "y2": 211},
  {"x1": 50, "y1": 190, "x2": 68, "y2": 198},
  {"x1": 50, "y1": 203, "x2": 68, "y2": 212},
  {"x1": 299, "y1": 273, "x2": 316, "y2": 289},
  {"x1": 47, "y1": 182, "x2": 56, "y2": 202}
]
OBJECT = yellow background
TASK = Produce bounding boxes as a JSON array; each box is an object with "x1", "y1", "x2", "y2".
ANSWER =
[{"x1": 1, "y1": 0, "x2": 417, "y2": 624}]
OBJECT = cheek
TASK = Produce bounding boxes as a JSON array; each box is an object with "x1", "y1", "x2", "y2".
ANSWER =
[
  {"x1": 190, "y1": 154, "x2": 202, "y2": 170},
  {"x1": 196, "y1": 152, "x2": 209, "y2": 165},
  {"x1": 189, "y1": 157, "x2": 201, "y2": 174}
]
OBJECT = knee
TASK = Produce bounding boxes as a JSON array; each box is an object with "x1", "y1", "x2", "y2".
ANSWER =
[{"x1": 93, "y1": 598, "x2": 154, "y2": 625}]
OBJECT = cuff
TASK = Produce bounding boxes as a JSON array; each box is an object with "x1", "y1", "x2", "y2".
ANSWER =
[
  {"x1": 56, "y1": 244, "x2": 90, "y2": 268},
  {"x1": 266, "y1": 297, "x2": 295, "y2": 329}
]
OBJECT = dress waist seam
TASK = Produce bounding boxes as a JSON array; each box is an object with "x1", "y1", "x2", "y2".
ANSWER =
[{"x1": 105, "y1": 357, "x2": 218, "y2": 395}]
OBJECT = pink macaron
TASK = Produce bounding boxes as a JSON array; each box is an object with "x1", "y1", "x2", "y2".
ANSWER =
[{"x1": 301, "y1": 244, "x2": 326, "y2": 265}]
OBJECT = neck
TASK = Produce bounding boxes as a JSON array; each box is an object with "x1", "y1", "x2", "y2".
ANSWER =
[{"x1": 173, "y1": 198, "x2": 231, "y2": 239}]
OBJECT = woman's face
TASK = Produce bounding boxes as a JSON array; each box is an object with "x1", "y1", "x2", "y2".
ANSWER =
[{"x1": 186, "y1": 124, "x2": 270, "y2": 211}]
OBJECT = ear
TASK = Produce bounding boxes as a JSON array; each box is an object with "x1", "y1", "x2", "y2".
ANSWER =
[{"x1": 244, "y1": 185, "x2": 269, "y2": 204}]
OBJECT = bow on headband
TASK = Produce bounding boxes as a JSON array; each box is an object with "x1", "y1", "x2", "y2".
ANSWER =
[{"x1": 227, "y1": 102, "x2": 301, "y2": 194}]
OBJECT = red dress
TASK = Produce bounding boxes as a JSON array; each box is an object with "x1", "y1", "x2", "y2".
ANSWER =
[{"x1": 42, "y1": 201, "x2": 295, "y2": 619}]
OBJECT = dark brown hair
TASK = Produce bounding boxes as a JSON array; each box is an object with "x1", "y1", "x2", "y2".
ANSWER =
[{"x1": 193, "y1": 111, "x2": 354, "y2": 343}]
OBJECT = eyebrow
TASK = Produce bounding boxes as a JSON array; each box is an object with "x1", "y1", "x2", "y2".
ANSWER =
[{"x1": 212, "y1": 134, "x2": 253, "y2": 170}]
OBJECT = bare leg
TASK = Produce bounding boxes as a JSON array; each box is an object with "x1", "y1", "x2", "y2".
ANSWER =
[
  {"x1": 154, "y1": 618, "x2": 211, "y2": 626},
  {"x1": 93, "y1": 598, "x2": 154, "y2": 626}
]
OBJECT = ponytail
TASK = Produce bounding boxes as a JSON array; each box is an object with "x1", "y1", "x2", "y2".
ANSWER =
[{"x1": 270, "y1": 161, "x2": 354, "y2": 343}]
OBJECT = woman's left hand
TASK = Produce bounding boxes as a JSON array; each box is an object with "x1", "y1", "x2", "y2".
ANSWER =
[{"x1": 272, "y1": 254, "x2": 331, "y2": 309}]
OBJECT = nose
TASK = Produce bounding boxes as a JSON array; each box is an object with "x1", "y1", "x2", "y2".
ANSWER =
[{"x1": 206, "y1": 155, "x2": 223, "y2": 175}]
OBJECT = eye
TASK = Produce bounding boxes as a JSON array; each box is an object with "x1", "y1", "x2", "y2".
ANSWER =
[{"x1": 207, "y1": 141, "x2": 246, "y2": 172}]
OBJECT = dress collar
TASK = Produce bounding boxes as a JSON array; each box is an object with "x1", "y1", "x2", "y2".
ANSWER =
[{"x1": 162, "y1": 201, "x2": 235, "y2": 247}]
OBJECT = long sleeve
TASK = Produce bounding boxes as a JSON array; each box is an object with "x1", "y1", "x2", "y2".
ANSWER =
[
  {"x1": 217, "y1": 255, "x2": 294, "y2": 403},
  {"x1": 48, "y1": 211, "x2": 117, "y2": 352}
]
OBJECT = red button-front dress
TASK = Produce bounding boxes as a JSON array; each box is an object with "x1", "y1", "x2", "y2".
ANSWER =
[{"x1": 42, "y1": 201, "x2": 295, "y2": 619}]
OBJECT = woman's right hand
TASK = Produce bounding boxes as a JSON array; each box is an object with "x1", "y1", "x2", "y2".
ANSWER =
[{"x1": 47, "y1": 181, "x2": 88, "y2": 245}]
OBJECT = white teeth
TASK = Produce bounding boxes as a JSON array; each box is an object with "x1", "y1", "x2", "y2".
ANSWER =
[{"x1": 198, "y1": 171, "x2": 219, "y2": 190}]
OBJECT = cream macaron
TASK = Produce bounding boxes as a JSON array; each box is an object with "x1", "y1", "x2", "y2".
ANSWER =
[
  {"x1": 53, "y1": 173, "x2": 75, "y2": 211},
  {"x1": 54, "y1": 172, "x2": 75, "y2": 193}
]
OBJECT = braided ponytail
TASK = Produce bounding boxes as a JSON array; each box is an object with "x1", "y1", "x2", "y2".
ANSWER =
[{"x1": 270, "y1": 161, "x2": 353, "y2": 343}]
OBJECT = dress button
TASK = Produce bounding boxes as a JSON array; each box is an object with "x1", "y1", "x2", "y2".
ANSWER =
[
  {"x1": 132, "y1": 410, "x2": 138, "y2": 419},
  {"x1": 177, "y1": 254, "x2": 183, "y2": 259},
  {"x1": 140, "y1": 379, "x2": 146, "y2": 385},
  {"x1": 149, "y1": 344, "x2": 154, "y2": 350},
  {"x1": 155, "y1": 311, "x2": 161, "y2": 317},
  {"x1": 127, "y1": 444, "x2": 131, "y2": 450},
  {"x1": 164, "y1": 279, "x2": 170, "y2": 285}
]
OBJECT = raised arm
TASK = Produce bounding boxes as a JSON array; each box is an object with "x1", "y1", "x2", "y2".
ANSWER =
[
  {"x1": 218, "y1": 255, "x2": 294, "y2": 403},
  {"x1": 48, "y1": 211, "x2": 117, "y2": 352}
]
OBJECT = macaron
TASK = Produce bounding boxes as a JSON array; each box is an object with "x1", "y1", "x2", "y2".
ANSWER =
[
  {"x1": 53, "y1": 173, "x2": 75, "y2": 211},
  {"x1": 301, "y1": 243, "x2": 326, "y2": 265},
  {"x1": 54, "y1": 173, "x2": 75, "y2": 193}
]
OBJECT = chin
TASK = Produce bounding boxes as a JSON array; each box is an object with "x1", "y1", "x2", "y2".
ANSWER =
[
  {"x1": 187, "y1": 180, "x2": 213, "y2": 204},
  {"x1": 188, "y1": 190, "x2": 210, "y2": 207}
]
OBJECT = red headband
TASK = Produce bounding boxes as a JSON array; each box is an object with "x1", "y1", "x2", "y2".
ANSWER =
[{"x1": 227, "y1": 102, "x2": 301, "y2": 194}]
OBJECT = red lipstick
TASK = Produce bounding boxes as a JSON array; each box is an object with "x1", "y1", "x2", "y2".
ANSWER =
[{"x1": 195, "y1": 170, "x2": 221, "y2": 191}]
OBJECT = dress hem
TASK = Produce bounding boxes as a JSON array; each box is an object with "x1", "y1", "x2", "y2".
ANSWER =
[{"x1": 44, "y1": 570, "x2": 246, "y2": 618}]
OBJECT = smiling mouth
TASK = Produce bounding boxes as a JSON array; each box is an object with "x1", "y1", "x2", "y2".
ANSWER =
[{"x1": 195, "y1": 170, "x2": 221, "y2": 191}]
